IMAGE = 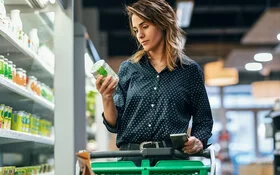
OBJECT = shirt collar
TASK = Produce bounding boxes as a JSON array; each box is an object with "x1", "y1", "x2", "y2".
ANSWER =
[{"x1": 140, "y1": 53, "x2": 192, "y2": 68}]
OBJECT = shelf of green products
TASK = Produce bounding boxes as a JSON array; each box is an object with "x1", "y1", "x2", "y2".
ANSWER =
[
  {"x1": 0, "y1": 129, "x2": 54, "y2": 145},
  {"x1": 0, "y1": 75, "x2": 54, "y2": 111}
]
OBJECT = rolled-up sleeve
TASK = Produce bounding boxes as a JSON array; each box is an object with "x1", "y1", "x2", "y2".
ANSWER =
[
  {"x1": 102, "y1": 112, "x2": 117, "y2": 133},
  {"x1": 102, "y1": 61, "x2": 130, "y2": 133}
]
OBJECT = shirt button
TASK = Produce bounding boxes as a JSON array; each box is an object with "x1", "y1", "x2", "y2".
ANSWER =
[
  {"x1": 156, "y1": 75, "x2": 159, "y2": 78},
  {"x1": 154, "y1": 87, "x2": 157, "y2": 90},
  {"x1": 148, "y1": 124, "x2": 151, "y2": 127},
  {"x1": 151, "y1": 104, "x2": 155, "y2": 107}
]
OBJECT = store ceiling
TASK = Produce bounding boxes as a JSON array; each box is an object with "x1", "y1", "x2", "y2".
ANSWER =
[
  {"x1": 225, "y1": 49, "x2": 280, "y2": 71},
  {"x1": 82, "y1": 0, "x2": 280, "y2": 84},
  {"x1": 242, "y1": 8, "x2": 280, "y2": 45}
]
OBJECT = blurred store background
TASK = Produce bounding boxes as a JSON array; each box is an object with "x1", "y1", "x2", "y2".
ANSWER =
[
  {"x1": 0, "y1": 0, "x2": 278, "y2": 174},
  {"x1": 81, "y1": 0, "x2": 280, "y2": 175}
]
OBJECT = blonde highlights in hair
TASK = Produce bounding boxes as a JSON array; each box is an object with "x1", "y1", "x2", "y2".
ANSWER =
[{"x1": 126, "y1": 0, "x2": 185, "y2": 70}]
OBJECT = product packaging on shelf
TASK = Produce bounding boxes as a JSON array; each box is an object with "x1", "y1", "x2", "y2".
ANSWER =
[{"x1": 0, "y1": 0, "x2": 6, "y2": 19}]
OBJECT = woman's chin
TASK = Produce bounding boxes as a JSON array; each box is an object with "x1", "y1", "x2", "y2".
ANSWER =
[{"x1": 143, "y1": 47, "x2": 150, "y2": 52}]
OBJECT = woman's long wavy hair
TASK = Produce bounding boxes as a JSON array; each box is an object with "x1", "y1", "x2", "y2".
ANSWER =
[{"x1": 126, "y1": 0, "x2": 185, "y2": 71}]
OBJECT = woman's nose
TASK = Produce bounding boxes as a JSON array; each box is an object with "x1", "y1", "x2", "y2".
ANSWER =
[{"x1": 137, "y1": 30, "x2": 144, "y2": 39}]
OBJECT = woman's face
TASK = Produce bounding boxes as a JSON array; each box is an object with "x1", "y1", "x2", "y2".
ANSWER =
[{"x1": 131, "y1": 14, "x2": 164, "y2": 53}]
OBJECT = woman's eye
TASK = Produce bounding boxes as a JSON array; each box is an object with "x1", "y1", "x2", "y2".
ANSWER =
[{"x1": 143, "y1": 25, "x2": 148, "y2": 29}]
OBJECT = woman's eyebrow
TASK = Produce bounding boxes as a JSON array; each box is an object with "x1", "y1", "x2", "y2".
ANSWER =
[{"x1": 133, "y1": 21, "x2": 145, "y2": 29}]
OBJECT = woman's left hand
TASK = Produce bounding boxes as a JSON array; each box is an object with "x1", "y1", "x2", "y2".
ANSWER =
[{"x1": 182, "y1": 136, "x2": 203, "y2": 154}]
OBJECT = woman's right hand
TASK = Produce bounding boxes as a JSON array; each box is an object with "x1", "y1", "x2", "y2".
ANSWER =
[{"x1": 95, "y1": 75, "x2": 119, "y2": 99}]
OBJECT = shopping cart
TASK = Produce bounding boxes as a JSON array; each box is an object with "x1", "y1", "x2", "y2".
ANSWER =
[{"x1": 90, "y1": 147, "x2": 216, "y2": 175}]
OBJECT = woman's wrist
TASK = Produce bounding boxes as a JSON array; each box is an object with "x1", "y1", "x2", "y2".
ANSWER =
[{"x1": 102, "y1": 95, "x2": 114, "y2": 101}]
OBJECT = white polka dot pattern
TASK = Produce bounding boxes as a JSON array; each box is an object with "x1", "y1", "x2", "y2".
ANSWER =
[{"x1": 103, "y1": 54, "x2": 213, "y2": 148}]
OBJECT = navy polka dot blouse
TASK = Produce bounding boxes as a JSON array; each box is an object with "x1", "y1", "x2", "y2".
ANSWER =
[{"x1": 103, "y1": 54, "x2": 213, "y2": 148}]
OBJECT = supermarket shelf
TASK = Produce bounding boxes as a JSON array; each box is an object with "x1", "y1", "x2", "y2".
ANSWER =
[
  {"x1": 21, "y1": 12, "x2": 54, "y2": 43},
  {"x1": 0, "y1": 75, "x2": 54, "y2": 111},
  {"x1": 0, "y1": 129, "x2": 54, "y2": 145},
  {"x1": 4, "y1": 0, "x2": 33, "y2": 8},
  {"x1": 40, "y1": 172, "x2": 54, "y2": 175},
  {"x1": 270, "y1": 111, "x2": 280, "y2": 118},
  {"x1": 0, "y1": 25, "x2": 54, "y2": 79},
  {"x1": 4, "y1": 0, "x2": 52, "y2": 10}
]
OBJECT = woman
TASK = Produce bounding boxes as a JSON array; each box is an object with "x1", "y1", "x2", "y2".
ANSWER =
[{"x1": 96, "y1": 0, "x2": 213, "y2": 166}]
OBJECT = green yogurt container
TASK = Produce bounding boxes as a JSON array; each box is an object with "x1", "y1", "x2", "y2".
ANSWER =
[{"x1": 91, "y1": 60, "x2": 118, "y2": 80}]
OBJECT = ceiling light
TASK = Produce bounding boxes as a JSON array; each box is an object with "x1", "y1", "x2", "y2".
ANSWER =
[
  {"x1": 277, "y1": 33, "x2": 280, "y2": 41},
  {"x1": 176, "y1": 0, "x2": 194, "y2": 28},
  {"x1": 245, "y1": 62, "x2": 262, "y2": 71},
  {"x1": 204, "y1": 60, "x2": 239, "y2": 86},
  {"x1": 254, "y1": 53, "x2": 273, "y2": 62}
]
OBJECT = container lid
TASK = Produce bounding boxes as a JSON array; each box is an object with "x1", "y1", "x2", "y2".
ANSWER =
[{"x1": 91, "y1": 59, "x2": 105, "y2": 69}]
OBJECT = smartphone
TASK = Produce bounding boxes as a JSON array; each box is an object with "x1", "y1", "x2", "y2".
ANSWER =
[{"x1": 170, "y1": 133, "x2": 189, "y2": 149}]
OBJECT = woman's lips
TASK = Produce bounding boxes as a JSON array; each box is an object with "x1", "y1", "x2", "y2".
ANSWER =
[{"x1": 141, "y1": 41, "x2": 148, "y2": 45}]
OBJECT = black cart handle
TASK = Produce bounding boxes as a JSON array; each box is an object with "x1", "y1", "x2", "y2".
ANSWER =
[{"x1": 90, "y1": 148, "x2": 210, "y2": 159}]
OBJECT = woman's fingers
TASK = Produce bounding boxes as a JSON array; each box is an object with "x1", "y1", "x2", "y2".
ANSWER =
[
  {"x1": 107, "y1": 77, "x2": 119, "y2": 89},
  {"x1": 95, "y1": 75, "x2": 119, "y2": 99},
  {"x1": 99, "y1": 75, "x2": 112, "y2": 93},
  {"x1": 95, "y1": 75, "x2": 104, "y2": 90},
  {"x1": 183, "y1": 136, "x2": 203, "y2": 154}
]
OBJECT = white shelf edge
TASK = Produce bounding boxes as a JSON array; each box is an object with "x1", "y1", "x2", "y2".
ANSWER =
[
  {"x1": 0, "y1": 76, "x2": 54, "y2": 110},
  {"x1": 271, "y1": 111, "x2": 280, "y2": 118},
  {"x1": 0, "y1": 26, "x2": 54, "y2": 76},
  {"x1": 0, "y1": 129, "x2": 54, "y2": 145},
  {"x1": 40, "y1": 172, "x2": 54, "y2": 175},
  {"x1": 4, "y1": 0, "x2": 33, "y2": 7}
]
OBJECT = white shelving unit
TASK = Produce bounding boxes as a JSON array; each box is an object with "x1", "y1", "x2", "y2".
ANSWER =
[
  {"x1": 0, "y1": 129, "x2": 54, "y2": 145},
  {"x1": 0, "y1": 75, "x2": 54, "y2": 110},
  {"x1": 0, "y1": 25, "x2": 54, "y2": 77},
  {"x1": 40, "y1": 172, "x2": 54, "y2": 175},
  {"x1": 4, "y1": 0, "x2": 33, "y2": 7},
  {"x1": 1, "y1": 1, "x2": 79, "y2": 174},
  {"x1": 0, "y1": 0, "x2": 62, "y2": 174}
]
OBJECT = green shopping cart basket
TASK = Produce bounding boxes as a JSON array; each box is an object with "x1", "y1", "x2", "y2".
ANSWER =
[{"x1": 90, "y1": 147, "x2": 216, "y2": 175}]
